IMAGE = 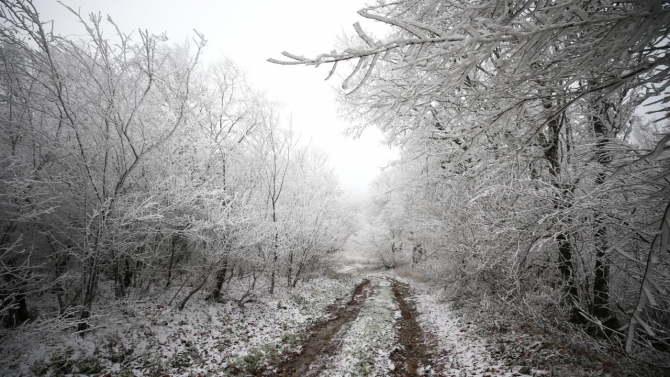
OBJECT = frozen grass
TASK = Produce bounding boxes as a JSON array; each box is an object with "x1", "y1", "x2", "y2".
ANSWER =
[{"x1": 0, "y1": 272, "x2": 356, "y2": 376}]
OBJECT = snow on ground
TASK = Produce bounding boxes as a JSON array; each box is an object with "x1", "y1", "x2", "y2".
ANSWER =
[
  {"x1": 324, "y1": 277, "x2": 396, "y2": 377},
  {"x1": 0, "y1": 273, "x2": 357, "y2": 376},
  {"x1": 413, "y1": 289, "x2": 510, "y2": 377},
  {"x1": 2, "y1": 269, "x2": 619, "y2": 376},
  {"x1": 406, "y1": 274, "x2": 616, "y2": 377}
]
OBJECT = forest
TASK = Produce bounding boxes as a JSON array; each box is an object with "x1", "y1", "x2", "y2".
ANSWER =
[{"x1": 1, "y1": 0, "x2": 670, "y2": 376}]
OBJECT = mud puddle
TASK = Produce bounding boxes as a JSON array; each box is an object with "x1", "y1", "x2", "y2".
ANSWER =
[
  {"x1": 389, "y1": 279, "x2": 435, "y2": 376},
  {"x1": 259, "y1": 278, "x2": 371, "y2": 377}
]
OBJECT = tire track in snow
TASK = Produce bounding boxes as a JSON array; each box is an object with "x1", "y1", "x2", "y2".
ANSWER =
[
  {"x1": 260, "y1": 278, "x2": 371, "y2": 377},
  {"x1": 389, "y1": 278, "x2": 436, "y2": 376},
  {"x1": 312, "y1": 278, "x2": 396, "y2": 376}
]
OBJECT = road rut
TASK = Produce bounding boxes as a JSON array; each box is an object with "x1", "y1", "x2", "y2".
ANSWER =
[
  {"x1": 389, "y1": 278, "x2": 435, "y2": 376},
  {"x1": 259, "y1": 276, "x2": 435, "y2": 376},
  {"x1": 261, "y1": 278, "x2": 371, "y2": 376}
]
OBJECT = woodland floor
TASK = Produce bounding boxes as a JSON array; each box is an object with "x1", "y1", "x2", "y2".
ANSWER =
[{"x1": 0, "y1": 268, "x2": 631, "y2": 376}]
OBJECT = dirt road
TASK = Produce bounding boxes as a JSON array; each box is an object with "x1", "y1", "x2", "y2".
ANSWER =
[
  {"x1": 255, "y1": 274, "x2": 622, "y2": 377},
  {"x1": 259, "y1": 276, "x2": 434, "y2": 376}
]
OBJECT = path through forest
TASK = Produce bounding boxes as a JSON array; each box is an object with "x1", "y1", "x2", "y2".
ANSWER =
[
  {"x1": 255, "y1": 273, "x2": 619, "y2": 377},
  {"x1": 260, "y1": 275, "x2": 436, "y2": 376}
]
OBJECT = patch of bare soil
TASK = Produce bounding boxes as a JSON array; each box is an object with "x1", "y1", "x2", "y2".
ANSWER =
[
  {"x1": 389, "y1": 279, "x2": 437, "y2": 376},
  {"x1": 259, "y1": 278, "x2": 371, "y2": 377}
]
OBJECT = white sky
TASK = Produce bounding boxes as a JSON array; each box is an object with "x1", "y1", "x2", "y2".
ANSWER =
[{"x1": 36, "y1": 0, "x2": 397, "y2": 199}]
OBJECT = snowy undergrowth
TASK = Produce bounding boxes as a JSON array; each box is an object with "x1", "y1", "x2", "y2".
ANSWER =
[
  {"x1": 325, "y1": 278, "x2": 396, "y2": 377},
  {"x1": 406, "y1": 274, "x2": 617, "y2": 377},
  {"x1": 0, "y1": 273, "x2": 356, "y2": 376}
]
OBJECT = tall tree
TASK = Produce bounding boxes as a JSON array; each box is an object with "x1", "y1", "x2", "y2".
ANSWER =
[{"x1": 271, "y1": 0, "x2": 670, "y2": 354}]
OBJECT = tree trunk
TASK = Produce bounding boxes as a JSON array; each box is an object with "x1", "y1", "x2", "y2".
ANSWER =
[
  {"x1": 1, "y1": 291, "x2": 30, "y2": 328},
  {"x1": 178, "y1": 269, "x2": 212, "y2": 311},
  {"x1": 593, "y1": 211, "x2": 615, "y2": 329},
  {"x1": 165, "y1": 236, "x2": 177, "y2": 288},
  {"x1": 287, "y1": 250, "x2": 293, "y2": 288},
  {"x1": 210, "y1": 258, "x2": 228, "y2": 301},
  {"x1": 542, "y1": 104, "x2": 580, "y2": 320},
  {"x1": 123, "y1": 259, "x2": 133, "y2": 293},
  {"x1": 292, "y1": 254, "x2": 307, "y2": 288},
  {"x1": 591, "y1": 105, "x2": 618, "y2": 331},
  {"x1": 412, "y1": 243, "x2": 423, "y2": 266},
  {"x1": 114, "y1": 258, "x2": 133, "y2": 299},
  {"x1": 77, "y1": 260, "x2": 98, "y2": 333},
  {"x1": 269, "y1": 231, "x2": 278, "y2": 295},
  {"x1": 114, "y1": 260, "x2": 125, "y2": 299}
]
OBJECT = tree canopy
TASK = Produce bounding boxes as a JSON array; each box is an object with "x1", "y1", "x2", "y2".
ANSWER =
[{"x1": 271, "y1": 0, "x2": 670, "y2": 360}]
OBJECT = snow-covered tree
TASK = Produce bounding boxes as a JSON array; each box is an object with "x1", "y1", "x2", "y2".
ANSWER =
[{"x1": 271, "y1": 0, "x2": 670, "y2": 357}]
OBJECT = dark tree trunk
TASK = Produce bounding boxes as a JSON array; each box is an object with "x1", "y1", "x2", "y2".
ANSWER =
[
  {"x1": 114, "y1": 258, "x2": 133, "y2": 298},
  {"x1": 178, "y1": 269, "x2": 212, "y2": 311},
  {"x1": 291, "y1": 264, "x2": 303, "y2": 288},
  {"x1": 123, "y1": 259, "x2": 133, "y2": 292},
  {"x1": 591, "y1": 104, "x2": 618, "y2": 331},
  {"x1": 557, "y1": 231, "x2": 578, "y2": 299},
  {"x1": 78, "y1": 260, "x2": 98, "y2": 333},
  {"x1": 1, "y1": 292, "x2": 30, "y2": 328},
  {"x1": 1, "y1": 258, "x2": 31, "y2": 327},
  {"x1": 412, "y1": 243, "x2": 424, "y2": 266},
  {"x1": 210, "y1": 258, "x2": 228, "y2": 301},
  {"x1": 593, "y1": 214, "x2": 616, "y2": 329},
  {"x1": 542, "y1": 103, "x2": 580, "y2": 321},
  {"x1": 114, "y1": 261, "x2": 124, "y2": 299},
  {"x1": 269, "y1": 230, "x2": 278, "y2": 295},
  {"x1": 287, "y1": 251, "x2": 293, "y2": 288},
  {"x1": 165, "y1": 236, "x2": 177, "y2": 288}
]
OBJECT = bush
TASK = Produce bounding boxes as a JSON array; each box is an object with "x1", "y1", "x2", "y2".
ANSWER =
[
  {"x1": 50, "y1": 347, "x2": 75, "y2": 376},
  {"x1": 30, "y1": 360, "x2": 48, "y2": 376},
  {"x1": 76, "y1": 356, "x2": 104, "y2": 375}
]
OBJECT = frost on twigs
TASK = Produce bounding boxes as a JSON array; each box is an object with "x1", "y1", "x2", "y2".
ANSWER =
[
  {"x1": 269, "y1": 1, "x2": 670, "y2": 122},
  {"x1": 273, "y1": 0, "x2": 670, "y2": 366}
]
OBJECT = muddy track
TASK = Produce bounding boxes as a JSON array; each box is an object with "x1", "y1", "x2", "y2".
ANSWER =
[
  {"x1": 259, "y1": 278, "x2": 371, "y2": 377},
  {"x1": 389, "y1": 279, "x2": 435, "y2": 376}
]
